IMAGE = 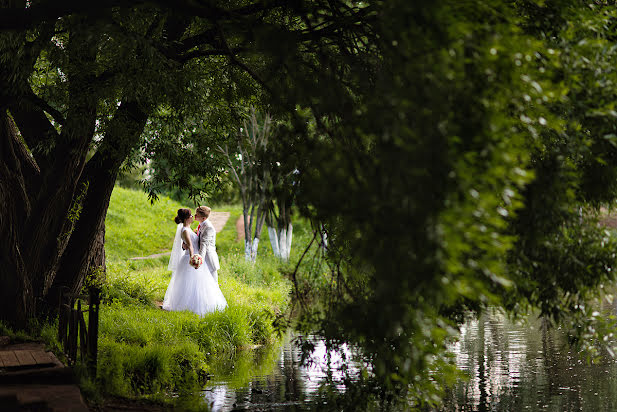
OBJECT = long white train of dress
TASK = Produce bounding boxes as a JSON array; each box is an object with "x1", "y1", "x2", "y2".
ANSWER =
[{"x1": 163, "y1": 228, "x2": 227, "y2": 315}]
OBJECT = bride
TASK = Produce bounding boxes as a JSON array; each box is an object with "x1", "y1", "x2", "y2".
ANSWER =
[{"x1": 163, "y1": 208, "x2": 227, "y2": 315}]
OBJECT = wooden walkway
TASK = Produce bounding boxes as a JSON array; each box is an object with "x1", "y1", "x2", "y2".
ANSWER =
[
  {"x1": 0, "y1": 340, "x2": 89, "y2": 411},
  {"x1": 0, "y1": 349, "x2": 55, "y2": 369},
  {"x1": 130, "y1": 211, "x2": 230, "y2": 261}
]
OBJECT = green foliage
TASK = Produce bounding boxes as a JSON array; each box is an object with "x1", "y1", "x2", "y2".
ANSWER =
[
  {"x1": 504, "y1": 2, "x2": 617, "y2": 345},
  {"x1": 83, "y1": 264, "x2": 106, "y2": 292},
  {"x1": 159, "y1": 174, "x2": 240, "y2": 208},
  {"x1": 206, "y1": 342, "x2": 281, "y2": 389},
  {"x1": 116, "y1": 163, "x2": 148, "y2": 191},
  {"x1": 280, "y1": 0, "x2": 617, "y2": 409},
  {"x1": 96, "y1": 272, "x2": 288, "y2": 400},
  {"x1": 97, "y1": 335, "x2": 205, "y2": 396},
  {"x1": 103, "y1": 264, "x2": 164, "y2": 306},
  {"x1": 0, "y1": 320, "x2": 63, "y2": 363},
  {"x1": 64, "y1": 182, "x2": 89, "y2": 234}
]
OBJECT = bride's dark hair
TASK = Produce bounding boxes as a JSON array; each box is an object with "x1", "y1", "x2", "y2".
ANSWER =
[{"x1": 174, "y1": 208, "x2": 191, "y2": 224}]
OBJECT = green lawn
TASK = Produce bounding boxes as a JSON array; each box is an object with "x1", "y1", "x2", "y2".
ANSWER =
[{"x1": 105, "y1": 187, "x2": 190, "y2": 261}]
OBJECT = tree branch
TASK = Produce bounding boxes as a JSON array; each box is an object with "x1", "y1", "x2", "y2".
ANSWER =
[
  {"x1": 175, "y1": 28, "x2": 219, "y2": 52},
  {"x1": 23, "y1": 92, "x2": 65, "y2": 126},
  {"x1": 216, "y1": 143, "x2": 243, "y2": 188},
  {"x1": 8, "y1": 97, "x2": 59, "y2": 178},
  {"x1": 0, "y1": 0, "x2": 287, "y2": 30},
  {"x1": 0, "y1": 0, "x2": 130, "y2": 30},
  {"x1": 217, "y1": 23, "x2": 275, "y2": 96},
  {"x1": 178, "y1": 47, "x2": 246, "y2": 63},
  {"x1": 295, "y1": 4, "x2": 377, "y2": 42}
]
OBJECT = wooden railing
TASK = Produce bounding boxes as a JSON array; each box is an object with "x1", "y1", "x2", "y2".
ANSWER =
[{"x1": 57, "y1": 286, "x2": 100, "y2": 376}]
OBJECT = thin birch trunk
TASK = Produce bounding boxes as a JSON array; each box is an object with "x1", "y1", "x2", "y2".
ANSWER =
[{"x1": 268, "y1": 226, "x2": 280, "y2": 257}]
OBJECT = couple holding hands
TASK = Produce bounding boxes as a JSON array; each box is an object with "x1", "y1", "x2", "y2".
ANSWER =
[{"x1": 163, "y1": 206, "x2": 227, "y2": 316}]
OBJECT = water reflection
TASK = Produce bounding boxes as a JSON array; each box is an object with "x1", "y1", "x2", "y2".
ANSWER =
[
  {"x1": 203, "y1": 334, "x2": 360, "y2": 411},
  {"x1": 442, "y1": 308, "x2": 617, "y2": 411},
  {"x1": 201, "y1": 309, "x2": 617, "y2": 411}
]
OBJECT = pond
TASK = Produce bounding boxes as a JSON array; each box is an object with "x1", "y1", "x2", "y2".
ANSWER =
[
  {"x1": 199, "y1": 309, "x2": 617, "y2": 411},
  {"x1": 202, "y1": 333, "x2": 360, "y2": 411},
  {"x1": 441, "y1": 308, "x2": 617, "y2": 411}
]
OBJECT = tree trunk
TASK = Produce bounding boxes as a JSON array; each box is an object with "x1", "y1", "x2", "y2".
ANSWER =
[
  {"x1": 279, "y1": 222, "x2": 293, "y2": 261},
  {"x1": 250, "y1": 238, "x2": 259, "y2": 262},
  {"x1": 0, "y1": 22, "x2": 98, "y2": 327},
  {"x1": 243, "y1": 205, "x2": 252, "y2": 261},
  {"x1": 244, "y1": 204, "x2": 266, "y2": 262},
  {"x1": 21, "y1": 18, "x2": 99, "y2": 317},
  {"x1": 45, "y1": 100, "x2": 147, "y2": 314},
  {"x1": 0, "y1": 12, "x2": 186, "y2": 328},
  {"x1": 268, "y1": 223, "x2": 293, "y2": 261},
  {"x1": 247, "y1": 203, "x2": 267, "y2": 262},
  {"x1": 0, "y1": 111, "x2": 35, "y2": 326},
  {"x1": 0, "y1": 96, "x2": 147, "y2": 325},
  {"x1": 268, "y1": 226, "x2": 280, "y2": 257},
  {"x1": 320, "y1": 224, "x2": 328, "y2": 250},
  {"x1": 0, "y1": 101, "x2": 86, "y2": 327},
  {"x1": 266, "y1": 197, "x2": 294, "y2": 261},
  {"x1": 43, "y1": 173, "x2": 112, "y2": 313}
]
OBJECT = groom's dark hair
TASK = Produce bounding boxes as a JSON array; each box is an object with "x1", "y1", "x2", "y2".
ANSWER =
[{"x1": 174, "y1": 208, "x2": 191, "y2": 224}]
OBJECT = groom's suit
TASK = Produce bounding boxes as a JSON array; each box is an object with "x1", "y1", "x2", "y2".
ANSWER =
[{"x1": 198, "y1": 219, "x2": 221, "y2": 283}]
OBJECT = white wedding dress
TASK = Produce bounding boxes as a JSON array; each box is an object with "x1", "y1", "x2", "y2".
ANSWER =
[{"x1": 163, "y1": 226, "x2": 227, "y2": 315}]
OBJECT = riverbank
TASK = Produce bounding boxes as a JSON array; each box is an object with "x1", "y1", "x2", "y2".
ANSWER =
[{"x1": 88, "y1": 186, "x2": 299, "y2": 409}]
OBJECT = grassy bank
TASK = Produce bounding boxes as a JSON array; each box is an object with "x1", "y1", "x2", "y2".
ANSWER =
[{"x1": 92, "y1": 186, "x2": 297, "y2": 407}]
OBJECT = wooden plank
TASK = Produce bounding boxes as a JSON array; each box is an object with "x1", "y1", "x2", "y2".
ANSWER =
[
  {"x1": 79, "y1": 312, "x2": 87, "y2": 360},
  {"x1": 0, "y1": 351, "x2": 19, "y2": 367},
  {"x1": 30, "y1": 350, "x2": 53, "y2": 365},
  {"x1": 14, "y1": 350, "x2": 36, "y2": 367},
  {"x1": 69, "y1": 308, "x2": 77, "y2": 362}
]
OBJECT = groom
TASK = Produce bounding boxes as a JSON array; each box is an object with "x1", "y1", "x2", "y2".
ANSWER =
[{"x1": 195, "y1": 206, "x2": 221, "y2": 283}]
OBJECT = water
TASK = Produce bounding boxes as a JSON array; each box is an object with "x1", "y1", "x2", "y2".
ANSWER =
[
  {"x1": 442, "y1": 308, "x2": 617, "y2": 411},
  {"x1": 200, "y1": 309, "x2": 617, "y2": 411},
  {"x1": 202, "y1": 334, "x2": 359, "y2": 411}
]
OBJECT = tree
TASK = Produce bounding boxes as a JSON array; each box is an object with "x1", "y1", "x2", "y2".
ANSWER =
[
  {"x1": 265, "y1": 168, "x2": 297, "y2": 262},
  {"x1": 0, "y1": 0, "x2": 377, "y2": 327},
  {"x1": 263, "y1": 119, "x2": 302, "y2": 262},
  {"x1": 284, "y1": 1, "x2": 617, "y2": 409},
  {"x1": 218, "y1": 109, "x2": 300, "y2": 262},
  {"x1": 218, "y1": 109, "x2": 272, "y2": 261}
]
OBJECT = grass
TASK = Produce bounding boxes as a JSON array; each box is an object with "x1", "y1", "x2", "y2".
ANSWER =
[
  {"x1": 89, "y1": 186, "x2": 303, "y2": 408},
  {"x1": 105, "y1": 188, "x2": 183, "y2": 261}
]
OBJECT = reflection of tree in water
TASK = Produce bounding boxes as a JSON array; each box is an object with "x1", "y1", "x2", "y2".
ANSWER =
[
  {"x1": 202, "y1": 343, "x2": 285, "y2": 410},
  {"x1": 203, "y1": 334, "x2": 361, "y2": 410},
  {"x1": 442, "y1": 309, "x2": 617, "y2": 411},
  {"x1": 239, "y1": 340, "x2": 308, "y2": 410}
]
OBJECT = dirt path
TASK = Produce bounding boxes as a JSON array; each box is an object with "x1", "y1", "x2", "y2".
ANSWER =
[
  {"x1": 600, "y1": 216, "x2": 617, "y2": 228},
  {"x1": 130, "y1": 211, "x2": 231, "y2": 260},
  {"x1": 600, "y1": 208, "x2": 617, "y2": 229},
  {"x1": 236, "y1": 216, "x2": 245, "y2": 241},
  {"x1": 208, "y1": 211, "x2": 231, "y2": 233}
]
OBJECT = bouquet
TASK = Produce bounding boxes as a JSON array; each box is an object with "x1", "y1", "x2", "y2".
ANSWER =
[{"x1": 189, "y1": 254, "x2": 203, "y2": 269}]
